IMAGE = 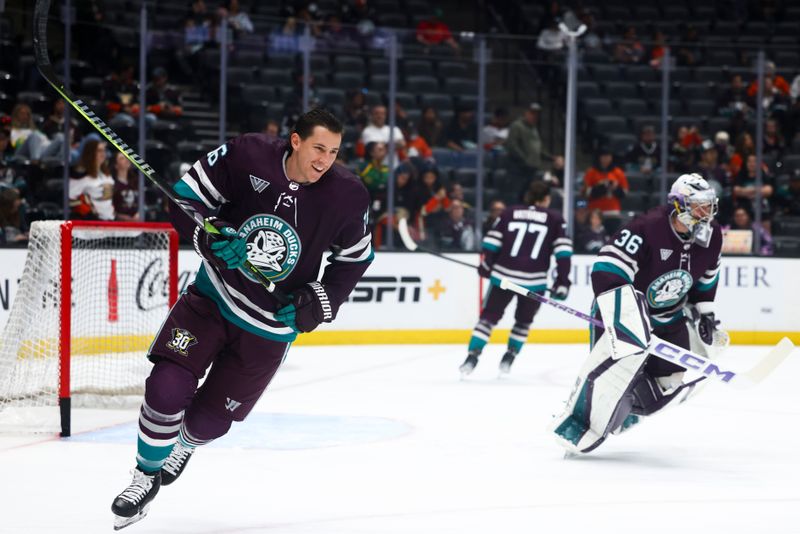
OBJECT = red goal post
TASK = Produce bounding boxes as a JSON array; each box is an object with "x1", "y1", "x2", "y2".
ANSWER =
[{"x1": 0, "y1": 220, "x2": 178, "y2": 437}]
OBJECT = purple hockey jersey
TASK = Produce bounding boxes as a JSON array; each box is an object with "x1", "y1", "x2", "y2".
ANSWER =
[
  {"x1": 171, "y1": 133, "x2": 373, "y2": 341},
  {"x1": 481, "y1": 205, "x2": 572, "y2": 291},
  {"x1": 591, "y1": 205, "x2": 722, "y2": 326}
]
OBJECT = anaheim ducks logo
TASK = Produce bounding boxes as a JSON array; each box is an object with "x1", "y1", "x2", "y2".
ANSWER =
[
  {"x1": 238, "y1": 214, "x2": 301, "y2": 282},
  {"x1": 646, "y1": 269, "x2": 693, "y2": 309}
]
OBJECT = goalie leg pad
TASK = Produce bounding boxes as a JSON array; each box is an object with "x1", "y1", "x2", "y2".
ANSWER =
[
  {"x1": 551, "y1": 333, "x2": 649, "y2": 454},
  {"x1": 596, "y1": 284, "x2": 652, "y2": 359}
]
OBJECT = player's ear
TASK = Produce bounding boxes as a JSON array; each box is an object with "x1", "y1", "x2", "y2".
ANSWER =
[{"x1": 290, "y1": 132, "x2": 301, "y2": 151}]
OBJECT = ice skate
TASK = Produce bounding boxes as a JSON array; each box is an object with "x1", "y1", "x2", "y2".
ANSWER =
[
  {"x1": 498, "y1": 350, "x2": 517, "y2": 375},
  {"x1": 459, "y1": 352, "x2": 480, "y2": 376},
  {"x1": 111, "y1": 467, "x2": 161, "y2": 530},
  {"x1": 161, "y1": 440, "x2": 195, "y2": 486}
]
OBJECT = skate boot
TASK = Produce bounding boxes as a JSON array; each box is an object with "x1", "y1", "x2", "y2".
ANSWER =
[
  {"x1": 161, "y1": 440, "x2": 195, "y2": 486},
  {"x1": 459, "y1": 351, "x2": 480, "y2": 376},
  {"x1": 499, "y1": 349, "x2": 518, "y2": 375},
  {"x1": 111, "y1": 467, "x2": 161, "y2": 530}
]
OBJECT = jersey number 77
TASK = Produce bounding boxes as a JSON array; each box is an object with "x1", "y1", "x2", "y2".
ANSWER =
[{"x1": 508, "y1": 222, "x2": 548, "y2": 259}]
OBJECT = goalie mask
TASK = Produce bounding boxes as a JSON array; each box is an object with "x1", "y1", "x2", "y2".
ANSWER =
[{"x1": 668, "y1": 173, "x2": 718, "y2": 247}]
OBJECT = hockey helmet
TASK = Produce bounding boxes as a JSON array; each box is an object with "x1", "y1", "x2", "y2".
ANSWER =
[{"x1": 668, "y1": 173, "x2": 718, "y2": 245}]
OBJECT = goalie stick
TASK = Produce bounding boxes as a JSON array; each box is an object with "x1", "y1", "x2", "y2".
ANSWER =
[
  {"x1": 397, "y1": 218, "x2": 794, "y2": 386},
  {"x1": 32, "y1": 0, "x2": 290, "y2": 305}
]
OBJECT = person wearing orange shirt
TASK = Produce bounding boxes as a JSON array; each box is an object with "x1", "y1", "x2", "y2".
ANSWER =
[{"x1": 581, "y1": 148, "x2": 629, "y2": 216}]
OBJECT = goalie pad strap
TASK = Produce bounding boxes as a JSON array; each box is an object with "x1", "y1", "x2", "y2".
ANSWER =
[{"x1": 596, "y1": 285, "x2": 652, "y2": 359}]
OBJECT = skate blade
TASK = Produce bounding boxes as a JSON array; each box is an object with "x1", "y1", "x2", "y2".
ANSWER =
[
  {"x1": 459, "y1": 365, "x2": 475, "y2": 377},
  {"x1": 113, "y1": 504, "x2": 151, "y2": 531},
  {"x1": 498, "y1": 364, "x2": 511, "y2": 375}
]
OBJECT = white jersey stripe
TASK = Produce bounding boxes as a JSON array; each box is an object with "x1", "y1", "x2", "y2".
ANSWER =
[
  {"x1": 334, "y1": 233, "x2": 373, "y2": 257},
  {"x1": 193, "y1": 161, "x2": 227, "y2": 204},
  {"x1": 180, "y1": 172, "x2": 215, "y2": 209}
]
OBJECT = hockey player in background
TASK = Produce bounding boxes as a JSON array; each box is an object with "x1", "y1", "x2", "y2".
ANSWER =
[
  {"x1": 552, "y1": 173, "x2": 724, "y2": 454},
  {"x1": 460, "y1": 181, "x2": 573, "y2": 376},
  {"x1": 111, "y1": 108, "x2": 373, "y2": 529}
]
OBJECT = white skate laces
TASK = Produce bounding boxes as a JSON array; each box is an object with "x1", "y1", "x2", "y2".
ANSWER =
[{"x1": 118, "y1": 469, "x2": 154, "y2": 505}]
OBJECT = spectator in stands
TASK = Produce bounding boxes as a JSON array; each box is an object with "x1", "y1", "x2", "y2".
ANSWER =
[
  {"x1": 184, "y1": 0, "x2": 212, "y2": 54},
  {"x1": 221, "y1": 0, "x2": 254, "y2": 37},
  {"x1": 358, "y1": 141, "x2": 390, "y2": 210},
  {"x1": 318, "y1": 13, "x2": 359, "y2": 52},
  {"x1": 576, "y1": 8, "x2": 602, "y2": 50},
  {"x1": 717, "y1": 74, "x2": 751, "y2": 118},
  {"x1": 746, "y1": 61, "x2": 790, "y2": 99},
  {"x1": 775, "y1": 170, "x2": 800, "y2": 217},
  {"x1": 268, "y1": 16, "x2": 302, "y2": 55},
  {"x1": 111, "y1": 151, "x2": 140, "y2": 222},
  {"x1": 613, "y1": 26, "x2": 645, "y2": 64},
  {"x1": 696, "y1": 139, "x2": 728, "y2": 196},
  {"x1": 733, "y1": 154, "x2": 774, "y2": 232},
  {"x1": 626, "y1": 125, "x2": 660, "y2": 175},
  {"x1": 42, "y1": 99, "x2": 78, "y2": 141},
  {"x1": 482, "y1": 199, "x2": 506, "y2": 235},
  {"x1": 359, "y1": 105, "x2": 405, "y2": 163},
  {"x1": 675, "y1": 24, "x2": 700, "y2": 67},
  {"x1": 0, "y1": 187, "x2": 28, "y2": 244},
  {"x1": 536, "y1": 17, "x2": 566, "y2": 53},
  {"x1": 102, "y1": 64, "x2": 154, "y2": 129},
  {"x1": 401, "y1": 123, "x2": 434, "y2": 163},
  {"x1": 482, "y1": 107, "x2": 510, "y2": 151},
  {"x1": 444, "y1": 104, "x2": 477, "y2": 152},
  {"x1": 9, "y1": 103, "x2": 62, "y2": 162},
  {"x1": 436, "y1": 199, "x2": 476, "y2": 251},
  {"x1": 447, "y1": 182, "x2": 473, "y2": 213},
  {"x1": 0, "y1": 129, "x2": 23, "y2": 191},
  {"x1": 69, "y1": 139, "x2": 115, "y2": 221},
  {"x1": 763, "y1": 118, "x2": 786, "y2": 161},
  {"x1": 541, "y1": 155, "x2": 565, "y2": 210},
  {"x1": 416, "y1": 168, "x2": 449, "y2": 238},
  {"x1": 648, "y1": 30, "x2": 667, "y2": 69},
  {"x1": 145, "y1": 68, "x2": 183, "y2": 120},
  {"x1": 505, "y1": 103, "x2": 547, "y2": 189},
  {"x1": 263, "y1": 119, "x2": 280, "y2": 138},
  {"x1": 416, "y1": 8, "x2": 460, "y2": 55},
  {"x1": 727, "y1": 206, "x2": 774, "y2": 256},
  {"x1": 394, "y1": 163, "x2": 419, "y2": 215},
  {"x1": 576, "y1": 208, "x2": 608, "y2": 254},
  {"x1": 749, "y1": 76, "x2": 791, "y2": 118},
  {"x1": 581, "y1": 147, "x2": 628, "y2": 228},
  {"x1": 670, "y1": 125, "x2": 703, "y2": 173},
  {"x1": 343, "y1": 89, "x2": 369, "y2": 130},
  {"x1": 714, "y1": 130, "x2": 734, "y2": 166},
  {"x1": 418, "y1": 106, "x2": 444, "y2": 148},
  {"x1": 729, "y1": 132, "x2": 756, "y2": 177}
]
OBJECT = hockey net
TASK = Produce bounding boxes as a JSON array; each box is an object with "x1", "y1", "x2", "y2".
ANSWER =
[{"x1": 0, "y1": 220, "x2": 177, "y2": 435}]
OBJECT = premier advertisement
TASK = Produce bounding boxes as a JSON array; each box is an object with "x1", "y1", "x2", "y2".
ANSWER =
[{"x1": 0, "y1": 250, "x2": 797, "y2": 344}]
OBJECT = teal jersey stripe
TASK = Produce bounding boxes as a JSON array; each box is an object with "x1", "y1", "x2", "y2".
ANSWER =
[
  {"x1": 592, "y1": 261, "x2": 633, "y2": 283},
  {"x1": 331, "y1": 250, "x2": 375, "y2": 264},
  {"x1": 174, "y1": 180, "x2": 202, "y2": 202},
  {"x1": 482, "y1": 241, "x2": 501, "y2": 252},
  {"x1": 489, "y1": 276, "x2": 546, "y2": 293},
  {"x1": 555, "y1": 251, "x2": 573, "y2": 259},
  {"x1": 194, "y1": 267, "x2": 297, "y2": 343},
  {"x1": 695, "y1": 273, "x2": 719, "y2": 291}
]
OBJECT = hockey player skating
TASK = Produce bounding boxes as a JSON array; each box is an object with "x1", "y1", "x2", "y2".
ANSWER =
[
  {"x1": 460, "y1": 181, "x2": 573, "y2": 376},
  {"x1": 552, "y1": 173, "x2": 724, "y2": 454},
  {"x1": 110, "y1": 109, "x2": 373, "y2": 529}
]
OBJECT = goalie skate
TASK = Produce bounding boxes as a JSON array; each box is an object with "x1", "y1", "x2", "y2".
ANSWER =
[{"x1": 112, "y1": 468, "x2": 161, "y2": 530}]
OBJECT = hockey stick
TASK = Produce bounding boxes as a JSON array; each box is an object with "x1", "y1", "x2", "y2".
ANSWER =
[
  {"x1": 397, "y1": 218, "x2": 794, "y2": 386},
  {"x1": 33, "y1": 0, "x2": 290, "y2": 305}
]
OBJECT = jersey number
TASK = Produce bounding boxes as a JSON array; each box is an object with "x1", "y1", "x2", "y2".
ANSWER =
[
  {"x1": 613, "y1": 229, "x2": 642, "y2": 254},
  {"x1": 508, "y1": 222, "x2": 548, "y2": 259},
  {"x1": 206, "y1": 144, "x2": 228, "y2": 167}
]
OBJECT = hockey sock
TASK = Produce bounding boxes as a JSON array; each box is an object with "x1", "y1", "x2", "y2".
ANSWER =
[
  {"x1": 136, "y1": 362, "x2": 198, "y2": 473},
  {"x1": 507, "y1": 322, "x2": 530, "y2": 354},
  {"x1": 468, "y1": 319, "x2": 495, "y2": 353}
]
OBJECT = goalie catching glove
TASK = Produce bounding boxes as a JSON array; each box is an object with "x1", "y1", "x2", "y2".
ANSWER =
[
  {"x1": 275, "y1": 282, "x2": 335, "y2": 333},
  {"x1": 193, "y1": 217, "x2": 248, "y2": 270}
]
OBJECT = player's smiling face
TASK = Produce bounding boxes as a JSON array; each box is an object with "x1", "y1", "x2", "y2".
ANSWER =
[{"x1": 289, "y1": 126, "x2": 342, "y2": 184}]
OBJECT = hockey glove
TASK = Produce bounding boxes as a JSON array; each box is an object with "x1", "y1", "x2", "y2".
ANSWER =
[
  {"x1": 697, "y1": 312, "x2": 720, "y2": 345},
  {"x1": 550, "y1": 284, "x2": 569, "y2": 301},
  {"x1": 193, "y1": 217, "x2": 248, "y2": 270},
  {"x1": 274, "y1": 282, "x2": 334, "y2": 333}
]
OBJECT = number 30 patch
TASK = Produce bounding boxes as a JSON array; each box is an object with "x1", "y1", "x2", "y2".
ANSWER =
[{"x1": 166, "y1": 328, "x2": 198, "y2": 356}]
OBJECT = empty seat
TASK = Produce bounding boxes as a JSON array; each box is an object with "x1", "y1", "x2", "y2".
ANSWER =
[
  {"x1": 581, "y1": 98, "x2": 613, "y2": 116},
  {"x1": 443, "y1": 77, "x2": 476, "y2": 95},
  {"x1": 438, "y1": 61, "x2": 469, "y2": 78},
  {"x1": 241, "y1": 84, "x2": 274, "y2": 104},
  {"x1": 621, "y1": 191, "x2": 649, "y2": 212},
  {"x1": 370, "y1": 74, "x2": 391, "y2": 91},
  {"x1": 419, "y1": 93, "x2": 453, "y2": 110},
  {"x1": 589, "y1": 64, "x2": 621, "y2": 83},
  {"x1": 685, "y1": 99, "x2": 716, "y2": 116},
  {"x1": 331, "y1": 72, "x2": 364, "y2": 88},
  {"x1": 678, "y1": 82, "x2": 714, "y2": 99},
  {"x1": 259, "y1": 68, "x2": 293, "y2": 86},
  {"x1": 607, "y1": 133, "x2": 637, "y2": 157},
  {"x1": 577, "y1": 81, "x2": 601, "y2": 98},
  {"x1": 602, "y1": 82, "x2": 637, "y2": 99},
  {"x1": 623, "y1": 65, "x2": 657, "y2": 83},
  {"x1": 616, "y1": 98, "x2": 649, "y2": 116},
  {"x1": 405, "y1": 75, "x2": 439, "y2": 92},
  {"x1": 334, "y1": 56, "x2": 366, "y2": 73},
  {"x1": 592, "y1": 115, "x2": 628, "y2": 135},
  {"x1": 176, "y1": 141, "x2": 207, "y2": 163},
  {"x1": 774, "y1": 237, "x2": 800, "y2": 257},
  {"x1": 231, "y1": 50, "x2": 265, "y2": 67},
  {"x1": 404, "y1": 60, "x2": 435, "y2": 77},
  {"x1": 369, "y1": 57, "x2": 390, "y2": 75},
  {"x1": 694, "y1": 66, "x2": 726, "y2": 84},
  {"x1": 318, "y1": 87, "x2": 346, "y2": 106}
]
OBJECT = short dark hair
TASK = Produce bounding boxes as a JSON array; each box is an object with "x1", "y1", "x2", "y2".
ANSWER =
[
  {"x1": 525, "y1": 180, "x2": 551, "y2": 204},
  {"x1": 293, "y1": 107, "x2": 344, "y2": 139}
]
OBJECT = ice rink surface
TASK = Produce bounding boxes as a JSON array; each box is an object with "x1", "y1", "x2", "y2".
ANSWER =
[{"x1": 1, "y1": 343, "x2": 798, "y2": 534}]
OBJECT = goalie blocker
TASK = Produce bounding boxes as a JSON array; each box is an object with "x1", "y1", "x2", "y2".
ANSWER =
[{"x1": 551, "y1": 285, "x2": 707, "y2": 454}]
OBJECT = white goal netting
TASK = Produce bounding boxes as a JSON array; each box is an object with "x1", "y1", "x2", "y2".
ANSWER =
[{"x1": 0, "y1": 221, "x2": 176, "y2": 433}]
